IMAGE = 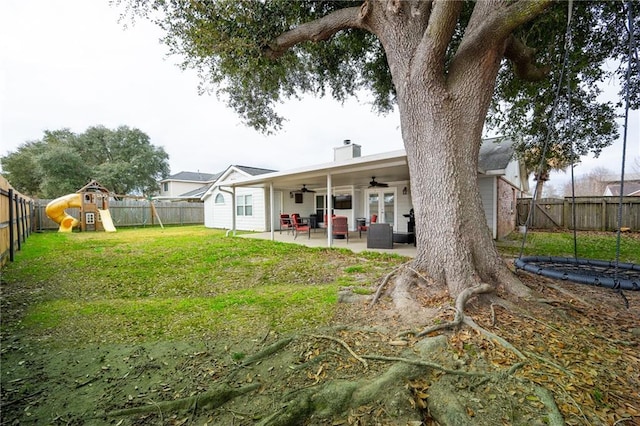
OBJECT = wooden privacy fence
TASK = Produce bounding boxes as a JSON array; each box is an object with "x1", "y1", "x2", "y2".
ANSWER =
[
  {"x1": 1, "y1": 176, "x2": 34, "y2": 267},
  {"x1": 34, "y1": 198, "x2": 204, "y2": 230},
  {"x1": 517, "y1": 196, "x2": 640, "y2": 231}
]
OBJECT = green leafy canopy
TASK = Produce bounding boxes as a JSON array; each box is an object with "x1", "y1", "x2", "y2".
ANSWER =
[
  {"x1": 118, "y1": 0, "x2": 637, "y2": 159},
  {"x1": 1, "y1": 125, "x2": 170, "y2": 198}
]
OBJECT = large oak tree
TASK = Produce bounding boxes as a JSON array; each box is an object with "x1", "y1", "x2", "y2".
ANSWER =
[{"x1": 121, "y1": 0, "x2": 637, "y2": 302}]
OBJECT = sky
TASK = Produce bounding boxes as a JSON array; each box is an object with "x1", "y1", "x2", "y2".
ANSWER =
[{"x1": 1, "y1": 0, "x2": 638, "y2": 190}]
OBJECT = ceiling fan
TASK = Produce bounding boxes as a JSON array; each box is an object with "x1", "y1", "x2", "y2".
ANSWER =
[
  {"x1": 368, "y1": 177, "x2": 389, "y2": 188},
  {"x1": 299, "y1": 184, "x2": 316, "y2": 193}
]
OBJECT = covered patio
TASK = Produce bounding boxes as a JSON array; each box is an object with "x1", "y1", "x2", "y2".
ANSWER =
[
  {"x1": 222, "y1": 143, "x2": 414, "y2": 249},
  {"x1": 206, "y1": 138, "x2": 526, "y2": 248},
  {"x1": 238, "y1": 228, "x2": 417, "y2": 258}
]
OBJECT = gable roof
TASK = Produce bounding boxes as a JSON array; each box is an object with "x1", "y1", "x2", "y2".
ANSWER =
[
  {"x1": 76, "y1": 179, "x2": 110, "y2": 193},
  {"x1": 604, "y1": 182, "x2": 640, "y2": 196},
  {"x1": 162, "y1": 171, "x2": 219, "y2": 183},
  {"x1": 201, "y1": 165, "x2": 278, "y2": 200},
  {"x1": 232, "y1": 165, "x2": 277, "y2": 176},
  {"x1": 179, "y1": 184, "x2": 213, "y2": 199},
  {"x1": 478, "y1": 137, "x2": 516, "y2": 172}
]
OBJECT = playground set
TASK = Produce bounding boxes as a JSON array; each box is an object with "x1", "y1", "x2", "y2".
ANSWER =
[{"x1": 45, "y1": 180, "x2": 116, "y2": 233}]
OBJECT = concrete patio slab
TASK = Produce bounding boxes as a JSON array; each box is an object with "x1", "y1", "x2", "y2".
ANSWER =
[{"x1": 238, "y1": 229, "x2": 416, "y2": 258}]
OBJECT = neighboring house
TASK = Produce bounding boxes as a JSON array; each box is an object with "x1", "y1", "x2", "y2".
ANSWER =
[
  {"x1": 603, "y1": 174, "x2": 640, "y2": 197},
  {"x1": 202, "y1": 165, "x2": 277, "y2": 230},
  {"x1": 156, "y1": 171, "x2": 219, "y2": 202},
  {"x1": 203, "y1": 138, "x2": 529, "y2": 241}
]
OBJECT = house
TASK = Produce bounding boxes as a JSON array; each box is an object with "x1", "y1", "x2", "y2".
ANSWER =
[
  {"x1": 202, "y1": 138, "x2": 529, "y2": 241},
  {"x1": 478, "y1": 137, "x2": 530, "y2": 239},
  {"x1": 603, "y1": 174, "x2": 640, "y2": 197},
  {"x1": 156, "y1": 171, "x2": 220, "y2": 202},
  {"x1": 202, "y1": 165, "x2": 277, "y2": 230}
]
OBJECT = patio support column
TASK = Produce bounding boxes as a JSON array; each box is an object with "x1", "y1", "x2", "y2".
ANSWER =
[
  {"x1": 269, "y1": 182, "x2": 275, "y2": 241},
  {"x1": 326, "y1": 174, "x2": 333, "y2": 247},
  {"x1": 231, "y1": 186, "x2": 236, "y2": 235}
]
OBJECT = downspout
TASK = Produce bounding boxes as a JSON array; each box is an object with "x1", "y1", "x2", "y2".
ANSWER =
[
  {"x1": 326, "y1": 174, "x2": 333, "y2": 247},
  {"x1": 218, "y1": 186, "x2": 237, "y2": 236}
]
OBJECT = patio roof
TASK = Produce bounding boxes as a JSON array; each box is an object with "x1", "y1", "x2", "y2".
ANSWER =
[
  {"x1": 219, "y1": 149, "x2": 410, "y2": 191},
  {"x1": 214, "y1": 137, "x2": 517, "y2": 192}
]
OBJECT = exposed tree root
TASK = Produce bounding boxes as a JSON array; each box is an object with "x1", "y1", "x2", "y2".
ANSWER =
[
  {"x1": 309, "y1": 334, "x2": 368, "y2": 369},
  {"x1": 371, "y1": 262, "x2": 410, "y2": 306},
  {"x1": 99, "y1": 275, "x2": 571, "y2": 426},
  {"x1": 240, "y1": 336, "x2": 295, "y2": 367},
  {"x1": 410, "y1": 283, "x2": 493, "y2": 338},
  {"x1": 462, "y1": 315, "x2": 526, "y2": 360},
  {"x1": 361, "y1": 354, "x2": 487, "y2": 377},
  {"x1": 258, "y1": 336, "x2": 449, "y2": 426},
  {"x1": 104, "y1": 382, "x2": 260, "y2": 419}
]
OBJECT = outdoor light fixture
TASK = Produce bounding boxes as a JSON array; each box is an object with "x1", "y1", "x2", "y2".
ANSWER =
[{"x1": 403, "y1": 187, "x2": 408, "y2": 195}]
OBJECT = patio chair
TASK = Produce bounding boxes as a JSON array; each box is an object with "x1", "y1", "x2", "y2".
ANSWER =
[
  {"x1": 332, "y1": 216, "x2": 349, "y2": 243},
  {"x1": 291, "y1": 213, "x2": 310, "y2": 239},
  {"x1": 357, "y1": 214, "x2": 377, "y2": 238},
  {"x1": 321, "y1": 214, "x2": 336, "y2": 233},
  {"x1": 279, "y1": 214, "x2": 293, "y2": 234}
]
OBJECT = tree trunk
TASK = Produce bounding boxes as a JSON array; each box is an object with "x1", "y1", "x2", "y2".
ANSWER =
[
  {"x1": 398, "y1": 97, "x2": 521, "y2": 298},
  {"x1": 533, "y1": 167, "x2": 551, "y2": 200},
  {"x1": 534, "y1": 178, "x2": 546, "y2": 201},
  {"x1": 381, "y1": 9, "x2": 530, "y2": 299}
]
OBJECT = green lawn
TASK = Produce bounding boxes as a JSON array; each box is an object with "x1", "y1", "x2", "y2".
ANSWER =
[
  {"x1": 2, "y1": 226, "x2": 638, "y2": 347},
  {"x1": 1, "y1": 226, "x2": 406, "y2": 345},
  {"x1": 498, "y1": 230, "x2": 640, "y2": 263}
]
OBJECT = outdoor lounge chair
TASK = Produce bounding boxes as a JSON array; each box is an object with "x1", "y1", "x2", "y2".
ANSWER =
[
  {"x1": 357, "y1": 214, "x2": 377, "y2": 238},
  {"x1": 279, "y1": 214, "x2": 293, "y2": 234},
  {"x1": 332, "y1": 216, "x2": 349, "y2": 242},
  {"x1": 291, "y1": 213, "x2": 310, "y2": 239}
]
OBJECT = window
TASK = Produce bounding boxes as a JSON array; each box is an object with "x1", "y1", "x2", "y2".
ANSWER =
[
  {"x1": 236, "y1": 194, "x2": 253, "y2": 216},
  {"x1": 215, "y1": 193, "x2": 225, "y2": 204},
  {"x1": 163, "y1": 182, "x2": 169, "y2": 192}
]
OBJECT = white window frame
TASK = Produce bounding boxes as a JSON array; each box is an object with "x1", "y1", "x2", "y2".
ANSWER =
[
  {"x1": 215, "y1": 193, "x2": 225, "y2": 204},
  {"x1": 236, "y1": 194, "x2": 253, "y2": 216}
]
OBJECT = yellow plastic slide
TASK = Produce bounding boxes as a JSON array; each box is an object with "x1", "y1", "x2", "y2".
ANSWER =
[
  {"x1": 45, "y1": 193, "x2": 81, "y2": 232},
  {"x1": 98, "y1": 209, "x2": 117, "y2": 232}
]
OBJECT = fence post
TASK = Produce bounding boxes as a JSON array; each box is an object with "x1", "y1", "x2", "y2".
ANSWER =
[
  {"x1": 8, "y1": 189, "x2": 15, "y2": 262},
  {"x1": 601, "y1": 198, "x2": 607, "y2": 231},
  {"x1": 29, "y1": 200, "x2": 35, "y2": 234},
  {"x1": 20, "y1": 198, "x2": 27, "y2": 242},
  {"x1": 15, "y1": 192, "x2": 22, "y2": 251},
  {"x1": 563, "y1": 198, "x2": 570, "y2": 229}
]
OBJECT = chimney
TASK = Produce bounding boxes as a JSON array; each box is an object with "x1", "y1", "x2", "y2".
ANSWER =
[{"x1": 334, "y1": 139, "x2": 361, "y2": 161}]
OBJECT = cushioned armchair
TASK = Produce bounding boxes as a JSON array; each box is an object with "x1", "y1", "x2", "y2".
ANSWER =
[
  {"x1": 279, "y1": 214, "x2": 293, "y2": 234},
  {"x1": 358, "y1": 214, "x2": 377, "y2": 238},
  {"x1": 332, "y1": 216, "x2": 349, "y2": 242},
  {"x1": 290, "y1": 213, "x2": 310, "y2": 239}
]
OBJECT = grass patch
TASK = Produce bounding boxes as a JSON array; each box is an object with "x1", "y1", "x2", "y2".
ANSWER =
[
  {"x1": 4, "y1": 227, "x2": 638, "y2": 346},
  {"x1": 3, "y1": 226, "x2": 399, "y2": 345},
  {"x1": 498, "y1": 231, "x2": 640, "y2": 263}
]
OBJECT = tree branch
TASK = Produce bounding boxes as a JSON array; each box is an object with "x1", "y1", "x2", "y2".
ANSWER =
[
  {"x1": 504, "y1": 35, "x2": 551, "y2": 81},
  {"x1": 413, "y1": 0, "x2": 461, "y2": 79},
  {"x1": 263, "y1": 6, "x2": 366, "y2": 59}
]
